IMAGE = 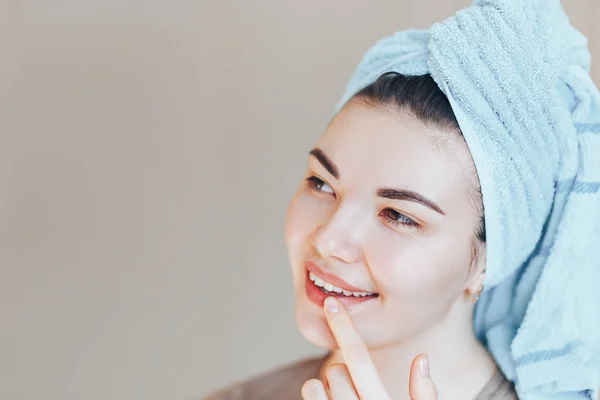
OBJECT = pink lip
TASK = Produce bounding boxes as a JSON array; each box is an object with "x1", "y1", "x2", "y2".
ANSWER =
[
  {"x1": 304, "y1": 261, "x2": 374, "y2": 293},
  {"x1": 304, "y1": 269, "x2": 378, "y2": 309},
  {"x1": 303, "y1": 261, "x2": 379, "y2": 309}
]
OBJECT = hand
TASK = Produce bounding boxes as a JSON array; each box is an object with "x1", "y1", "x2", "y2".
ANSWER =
[{"x1": 301, "y1": 296, "x2": 438, "y2": 400}]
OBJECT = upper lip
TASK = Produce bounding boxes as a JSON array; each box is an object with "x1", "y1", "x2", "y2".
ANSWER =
[{"x1": 305, "y1": 261, "x2": 376, "y2": 293}]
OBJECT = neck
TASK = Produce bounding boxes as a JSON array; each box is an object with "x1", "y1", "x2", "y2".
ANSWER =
[{"x1": 318, "y1": 302, "x2": 497, "y2": 399}]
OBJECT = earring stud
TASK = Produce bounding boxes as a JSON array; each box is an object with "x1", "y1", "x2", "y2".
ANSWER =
[{"x1": 471, "y1": 286, "x2": 483, "y2": 303}]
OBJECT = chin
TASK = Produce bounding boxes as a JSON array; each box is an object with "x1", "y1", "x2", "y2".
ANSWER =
[{"x1": 295, "y1": 303, "x2": 338, "y2": 350}]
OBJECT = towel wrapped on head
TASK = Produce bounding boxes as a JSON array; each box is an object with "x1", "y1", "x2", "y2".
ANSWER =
[{"x1": 332, "y1": 0, "x2": 600, "y2": 398}]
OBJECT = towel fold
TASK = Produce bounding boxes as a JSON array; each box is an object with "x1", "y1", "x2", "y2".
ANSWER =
[{"x1": 332, "y1": 1, "x2": 600, "y2": 398}]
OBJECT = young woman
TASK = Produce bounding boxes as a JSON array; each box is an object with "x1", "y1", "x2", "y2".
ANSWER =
[
  {"x1": 205, "y1": 0, "x2": 600, "y2": 396},
  {"x1": 205, "y1": 72, "x2": 518, "y2": 399}
]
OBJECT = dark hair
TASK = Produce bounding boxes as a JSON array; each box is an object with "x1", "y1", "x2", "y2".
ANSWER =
[{"x1": 352, "y1": 71, "x2": 486, "y2": 242}]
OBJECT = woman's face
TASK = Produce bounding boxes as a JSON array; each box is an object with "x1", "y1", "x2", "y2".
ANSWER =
[{"x1": 284, "y1": 98, "x2": 486, "y2": 350}]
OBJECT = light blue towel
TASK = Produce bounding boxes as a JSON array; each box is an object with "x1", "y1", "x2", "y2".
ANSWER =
[{"x1": 332, "y1": 0, "x2": 600, "y2": 398}]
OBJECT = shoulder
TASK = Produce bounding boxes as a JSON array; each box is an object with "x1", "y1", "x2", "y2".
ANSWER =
[{"x1": 202, "y1": 354, "x2": 326, "y2": 400}]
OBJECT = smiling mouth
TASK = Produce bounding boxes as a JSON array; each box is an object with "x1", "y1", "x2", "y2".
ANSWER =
[{"x1": 309, "y1": 271, "x2": 378, "y2": 298}]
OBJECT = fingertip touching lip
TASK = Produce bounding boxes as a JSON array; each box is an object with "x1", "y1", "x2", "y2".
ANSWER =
[{"x1": 305, "y1": 261, "x2": 378, "y2": 294}]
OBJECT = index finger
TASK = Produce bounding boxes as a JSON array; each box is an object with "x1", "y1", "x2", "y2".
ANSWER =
[{"x1": 323, "y1": 296, "x2": 390, "y2": 400}]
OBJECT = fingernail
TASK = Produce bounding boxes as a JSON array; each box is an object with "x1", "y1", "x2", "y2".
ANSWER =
[
  {"x1": 306, "y1": 381, "x2": 320, "y2": 394},
  {"x1": 324, "y1": 297, "x2": 339, "y2": 312},
  {"x1": 302, "y1": 379, "x2": 322, "y2": 396},
  {"x1": 419, "y1": 354, "x2": 430, "y2": 377}
]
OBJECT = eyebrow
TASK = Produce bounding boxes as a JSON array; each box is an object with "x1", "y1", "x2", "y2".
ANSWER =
[
  {"x1": 309, "y1": 148, "x2": 339, "y2": 179},
  {"x1": 377, "y1": 188, "x2": 446, "y2": 215},
  {"x1": 308, "y1": 148, "x2": 444, "y2": 215}
]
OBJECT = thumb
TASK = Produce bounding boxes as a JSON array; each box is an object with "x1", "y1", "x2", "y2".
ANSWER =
[{"x1": 409, "y1": 353, "x2": 438, "y2": 400}]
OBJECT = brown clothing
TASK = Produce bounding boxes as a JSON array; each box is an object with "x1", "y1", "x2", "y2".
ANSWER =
[{"x1": 203, "y1": 353, "x2": 518, "y2": 399}]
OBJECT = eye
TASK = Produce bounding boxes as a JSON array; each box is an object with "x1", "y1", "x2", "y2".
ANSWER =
[
  {"x1": 379, "y1": 208, "x2": 419, "y2": 229},
  {"x1": 306, "y1": 176, "x2": 335, "y2": 195}
]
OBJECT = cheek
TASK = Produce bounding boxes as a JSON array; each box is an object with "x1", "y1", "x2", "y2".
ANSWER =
[
  {"x1": 284, "y1": 190, "x2": 332, "y2": 253},
  {"x1": 352, "y1": 230, "x2": 472, "y2": 344},
  {"x1": 284, "y1": 195, "x2": 310, "y2": 254},
  {"x1": 364, "y1": 231, "x2": 468, "y2": 297}
]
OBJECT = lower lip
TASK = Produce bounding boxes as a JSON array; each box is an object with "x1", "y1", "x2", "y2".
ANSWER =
[{"x1": 304, "y1": 270, "x2": 378, "y2": 308}]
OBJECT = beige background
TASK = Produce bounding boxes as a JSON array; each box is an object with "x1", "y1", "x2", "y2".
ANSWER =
[{"x1": 1, "y1": 1, "x2": 598, "y2": 399}]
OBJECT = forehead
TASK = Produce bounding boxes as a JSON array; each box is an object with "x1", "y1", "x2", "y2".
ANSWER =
[{"x1": 315, "y1": 100, "x2": 475, "y2": 204}]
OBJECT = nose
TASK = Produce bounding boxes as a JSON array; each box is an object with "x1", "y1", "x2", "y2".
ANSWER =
[{"x1": 310, "y1": 204, "x2": 363, "y2": 263}]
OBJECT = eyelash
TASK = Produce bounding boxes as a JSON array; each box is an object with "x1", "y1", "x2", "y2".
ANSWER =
[
  {"x1": 305, "y1": 175, "x2": 420, "y2": 229},
  {"x1": 379, "y1": 208, "x2": 419, "y2": 228},
  {"x1": 306, "y1": 176, "x2": 334, "y2": 195}
]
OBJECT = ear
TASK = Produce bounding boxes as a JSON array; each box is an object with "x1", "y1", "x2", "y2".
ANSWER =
[{"x1": 466, "y1": 239, "x2": 486, "y2": 300}]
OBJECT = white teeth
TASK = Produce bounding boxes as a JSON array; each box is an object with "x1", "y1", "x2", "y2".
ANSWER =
[{"x1": 310, "y1": 271, "x2": 375, "y2": 297}]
